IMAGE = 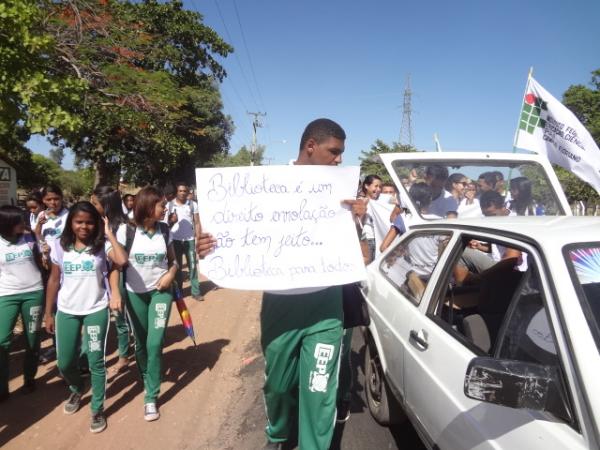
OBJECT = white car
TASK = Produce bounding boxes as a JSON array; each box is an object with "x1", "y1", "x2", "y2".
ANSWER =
[{"x1": 362, "y1": 152, "x2": 600, "y2": 449}]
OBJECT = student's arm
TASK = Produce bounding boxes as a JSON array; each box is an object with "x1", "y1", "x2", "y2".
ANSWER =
[
  {"x1": 193, "y1": 212, "x2": 202, "y2": 241},
  {"x1": 380, "y1": 227, "x2": 399, "y2": 253},
  {"x1": 108, "y1": 269, "x2": 122, "y2": 312},
  {"x1": 104, "y1": 218, "x2": 128, "y2": 267},
  {"x1": 44, "y1": 263, "x2": 61, "y2": 334},
  {"x1": 156, "y1": 244, "x2": 178, "y2": 291}
]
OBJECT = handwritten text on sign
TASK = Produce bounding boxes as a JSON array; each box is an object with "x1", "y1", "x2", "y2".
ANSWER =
[{"x1": 195, "y1": 165, "x2": 366, "y2": 290}]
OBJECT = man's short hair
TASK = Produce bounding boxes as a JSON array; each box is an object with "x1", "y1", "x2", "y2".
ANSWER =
[
  {"x1": 478, "y1": 171, "x2": 497, "y2": 189},
  {"x1": 299, "y1": 118, "x2": 346, "y2": 150},
  {"x1": 425, "y1": 165, "x2": 449, "y2": 181},
  {"x1": 479, "y1": 190, "x2": 504, "y2": 209},
  {"x1": 175, "y1": 181, "x2": 188, "y2": 189}
]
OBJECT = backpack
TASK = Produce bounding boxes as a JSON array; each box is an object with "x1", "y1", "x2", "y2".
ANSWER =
[{"x1": 124, "y1": 222, "x2": 170, "y2": 255}]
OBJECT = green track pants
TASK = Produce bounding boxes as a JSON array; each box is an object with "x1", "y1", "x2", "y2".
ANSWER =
[
  {"x1": 126, "y1": 289, "x2": 172, "y2": 403},
  {"x1": 261, "y1": 286, "x2": 343, "y2": 450},
  {"x1": 173, "y1": 239, "x2": 200, "y2": 297},
  {"x1": 56, "y1": 308, "x2": 109, "y2": 413},
  {"x1": 0, "y1": 290, "x2": 44, "y2": 395}
]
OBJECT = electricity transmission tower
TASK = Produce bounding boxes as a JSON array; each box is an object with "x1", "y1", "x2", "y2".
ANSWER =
[
  {"x1": 247, "y1": 111, "x2": 266, "y2": 166},
  {"x1": 399, "y1": 75, "x2": 413, "y2": 147}
]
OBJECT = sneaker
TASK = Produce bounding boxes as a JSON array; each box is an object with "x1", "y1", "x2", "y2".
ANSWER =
[
  {"x1": 111, "y1": 356, "x2": 129, "y2": 374},
  {"x1": 90, "y1": 411, "x2": 107, "y2": 433},
  {"x1": 262, "y1": 441, "x2": 282, "y2": 450},
  {"x1": 21, "y1": 379, "x2": 36, "y2": 394},
  {"x1": 192, "y1": 294, "x2": 204, "y2": 302},
  {"x1": 336, "y1": 400, "x2": 351, "y2": 423},
  {"x1": 63, "y1": 392, "x2": 82, "y2": 415},
  {"x1": 144, "y1": 403, "x2": 160, "y2": 422}
]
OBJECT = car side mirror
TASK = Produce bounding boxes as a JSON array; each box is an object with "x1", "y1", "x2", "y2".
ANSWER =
[{"x1": 464, "y1": 357, "x2": 571, "y2": 422}]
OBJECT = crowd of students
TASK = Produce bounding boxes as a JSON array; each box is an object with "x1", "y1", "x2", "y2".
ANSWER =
[{"x1": 0, "y1": 182, "x2": 200, "y2": 433}]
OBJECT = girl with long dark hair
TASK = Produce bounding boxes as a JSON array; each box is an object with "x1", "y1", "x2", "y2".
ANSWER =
[
  {"x1": 44, "y1": 201, "x2": 125, "y2": 433},
  {"x1": 0, "y1": 206, "x2": 44, "y2": 402}
]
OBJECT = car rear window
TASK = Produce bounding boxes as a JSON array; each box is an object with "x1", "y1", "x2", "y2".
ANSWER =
[{"x1": 565, "y1": 243, "x2": 600, "y2": 353}]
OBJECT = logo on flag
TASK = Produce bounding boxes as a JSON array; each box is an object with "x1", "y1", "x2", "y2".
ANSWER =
[{"x1": 519, "y1": 93, "x2": 548, "y2": 134}]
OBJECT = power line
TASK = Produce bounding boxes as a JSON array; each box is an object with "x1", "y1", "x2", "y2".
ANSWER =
[
  {"x1": 213, "y1": 0, "x2": 261, "y2": 112},
  {"x1": 231, "y1": 0, "x2": 267, "y2": 112}
]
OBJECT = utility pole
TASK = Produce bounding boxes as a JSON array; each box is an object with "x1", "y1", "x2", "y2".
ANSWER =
[
  {"x1": 247, "y1": 111, "x2": 266, "y2": 166},
  {"x1": 399, "y1": 75, "x2": 413, "y2": 147}
]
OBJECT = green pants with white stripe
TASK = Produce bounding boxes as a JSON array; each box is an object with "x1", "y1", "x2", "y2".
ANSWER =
[
  {"x1": 126, "y1": 289, "x2": 172, "y2": 403},
  {"x1": 173, "y1": 239, "x2": 200, "y2": 297},
  {"x1": 261, "y1": 286, "x2": 343, "y2": 450},
  {"x1": 0, "y1": 290, "x2": 44, "y2": 395},
  {"x1": 56, "y1": 308, "x2": 109, "y2": 413}
]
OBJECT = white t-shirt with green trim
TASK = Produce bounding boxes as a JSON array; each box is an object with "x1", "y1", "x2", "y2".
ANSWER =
[
  {"x1": 0, "y1": 234, "x2": 43, "y2": 297},
  {"x1": 117, "y1": 226, "x2": 172, "y2": 293},
  {"x1": 51, "y1": 241, "x2": 112, "y2": 315},
  {"x1": 40, "y1": 208, "x2": 69, "y2": 242}
]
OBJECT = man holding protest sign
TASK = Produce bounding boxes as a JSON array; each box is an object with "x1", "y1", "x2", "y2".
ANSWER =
[{"x1": 195, "y1": 118, "x2": 366, "y2": 450}]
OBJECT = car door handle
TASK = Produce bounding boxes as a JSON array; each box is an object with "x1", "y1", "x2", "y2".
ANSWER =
[{"x1": 409, "y1": 329, "x2": 429, "y2": 349}]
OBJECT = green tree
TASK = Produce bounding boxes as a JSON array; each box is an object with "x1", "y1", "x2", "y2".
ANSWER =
[
  {"x1": 45, "y1": 0, "x2": 233, "y2": 186},
  {"x1": 49, "y1": 147, "x2": 65, "y2": 166},
  {"x1": 359, "y1": 140, "x2": 417, "y2": 183},
  {"x1": 59, "y1": 167, "x2": 95, "y2": 199},
  {"x1": 0, "y1": 0, "x2": 84, "y2": 155},
  {"x1": 30, "y1": 153, "x2": 61, "y2": 186},
  {"x1": 560, "y1": 69, "x2": 600, "y2": 206},
  {"x1": 208, "y1": 145, "x2": 265, "y2": 167}
]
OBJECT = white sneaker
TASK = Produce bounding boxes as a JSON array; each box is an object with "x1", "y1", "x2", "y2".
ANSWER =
[{"x1": 144, "y1": 403, "x2": 160, "y2": 422}]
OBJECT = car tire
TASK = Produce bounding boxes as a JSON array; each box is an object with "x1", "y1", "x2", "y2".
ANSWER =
[{"x1": 364, "y1": 340, "x2": 405, "y2": 426}]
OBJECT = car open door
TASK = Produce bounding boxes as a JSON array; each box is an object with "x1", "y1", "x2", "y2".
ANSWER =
[{"x1": 379, "y1": 152, "x2": 572, "y2": 223}]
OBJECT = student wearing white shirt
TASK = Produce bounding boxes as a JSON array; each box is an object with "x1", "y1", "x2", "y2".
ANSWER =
[
  {"x1": 116, "y1": 186, "x2": 178, "y2": 423},
  {"x1": 91, "y1": 186, "x2": 132, "y2": 374},
  {"x1": 166, "y1": 182, "x2": 202, "y2": 300},
  {"x1": 0, "y1": 206, "x2": 44, "y2": 402},
  {"x1": 26, "y1": 191, "x2": 43, "y2": 231},
  {"x1": 425, "y1": 165, "x2": 458, "y2": 218},
  {"x1": 44, "y1": 202, "x2": 125, "y2": 433},
  {"x1": 34, "y1": 185, "x2": 70, "y2": 270}
]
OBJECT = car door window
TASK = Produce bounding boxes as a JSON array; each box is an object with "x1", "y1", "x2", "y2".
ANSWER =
[
  {"x1": 430, "y1": 234, "x2": 530, "y2": 353},
  {"x1": 379, "y1": 231, "x2": 451, "y2": 305}
]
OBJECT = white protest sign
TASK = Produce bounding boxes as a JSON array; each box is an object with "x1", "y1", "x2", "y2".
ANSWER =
[{"x1": 195, "y1": 165, "x2": 366, "y2": 290}]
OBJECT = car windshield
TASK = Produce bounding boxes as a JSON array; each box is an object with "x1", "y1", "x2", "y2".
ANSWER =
[
  {"x1": 566, "y1": 244, "x2": 600, "y2": 352},
  {"x1": 390, "y1": 160, "x2": 566, "y2": 219}
]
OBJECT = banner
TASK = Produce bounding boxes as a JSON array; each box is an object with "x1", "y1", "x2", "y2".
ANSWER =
[
  {"x1": 515, "y1": 76, "x2": 600, "y2": 194},
  {"x1": 195, "y1": 165, "x2": 366, "y2": 290}
]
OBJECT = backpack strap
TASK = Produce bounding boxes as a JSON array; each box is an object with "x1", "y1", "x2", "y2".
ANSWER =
[
  {"x1": 157, "y1": 221, "x2": 170, "y2": 250},
  {"x1": 124, "y1": 224, "x2": 136, "y2": 255}
]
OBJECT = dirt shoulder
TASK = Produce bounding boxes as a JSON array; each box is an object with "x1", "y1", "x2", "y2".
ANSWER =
[{"x1": 0, "y1": 283, "x2": 266, "y2": 450}]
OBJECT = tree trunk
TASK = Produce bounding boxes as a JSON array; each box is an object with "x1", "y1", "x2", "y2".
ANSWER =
[{"x1": 94, "y1": 158, "x2": 112, "y2": 187}]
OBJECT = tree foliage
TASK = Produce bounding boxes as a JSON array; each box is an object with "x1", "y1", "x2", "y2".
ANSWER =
[
  {"x1": 43, "y1": 0, "x2": 233, "y2": 185},
  {"x1": 207, "y1": 145, "x2": 265, "y2": 167},
  {"x1": 359, "y1": 140, "x2": 417, "y2": 182}
]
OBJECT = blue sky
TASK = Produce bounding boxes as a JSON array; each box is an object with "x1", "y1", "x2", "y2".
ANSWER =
[{"x1": 30, "y1": 0, "x2": 600, "y2": 168}]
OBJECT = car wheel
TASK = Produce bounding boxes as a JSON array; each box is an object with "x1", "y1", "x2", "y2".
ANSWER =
[{"x1": 364, "y1": 341, "x2": 405, "y2": 425}]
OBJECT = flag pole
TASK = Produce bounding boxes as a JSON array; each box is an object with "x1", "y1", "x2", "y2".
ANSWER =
[
  {"x1": 434, "y1": 133, "x2": 442, "y2": 152},
  {"x1": 512, "y1": 66, "x2": 534, "y2": 153}
]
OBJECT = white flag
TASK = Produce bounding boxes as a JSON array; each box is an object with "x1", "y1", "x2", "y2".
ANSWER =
[{"x1": 515, "y1": 76, "x2": 600, "y2": 194}]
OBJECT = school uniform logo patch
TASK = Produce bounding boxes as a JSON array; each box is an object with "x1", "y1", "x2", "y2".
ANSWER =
[
  {"x1": 87, "y1": 325, "x2": 101, "y2": 352},
  {"x1": 154, "y1": 303, "x2": 167, "y2": 329},
  {"x1": 309, "y1": 343, "x2": 335, "y2": 393}
]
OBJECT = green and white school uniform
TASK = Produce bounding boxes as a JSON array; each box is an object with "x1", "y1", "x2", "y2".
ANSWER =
[
  {"x1": 40, "y1": 208, "x2": 69, "y2": 242},
  {"x1": 0, "y1": 234, "x2": 44, "y2": 395},
  {"x1": 51, "y1": 240, "x2": 111, "y2": 413},
  {"x1": 116, "y1": 225, "x2": 173, "y2": 404}
]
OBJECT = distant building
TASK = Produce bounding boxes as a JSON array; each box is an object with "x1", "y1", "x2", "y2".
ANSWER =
[{"x1": 0, "y1": 154, "x2": 18, "y2": 206}]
